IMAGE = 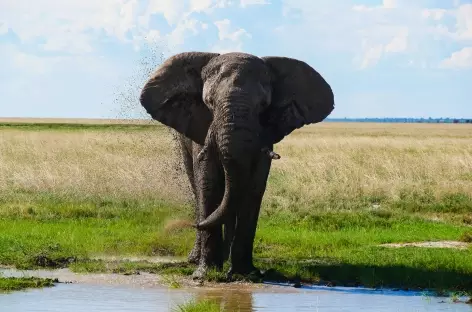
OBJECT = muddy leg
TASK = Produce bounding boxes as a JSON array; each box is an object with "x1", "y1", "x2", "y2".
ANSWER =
[
  {"x1": 228, "y1": 153, "x2": 272, "y2": 277},
  {"x1": 179, "y1": 138, "x2": 201, "y2": 264},
  {"x1": 223, "y1": 212, "x2": 236, "y2": 263},
  {"x1": 192, "y1": 147, "x2": 225, "y2": 279}
]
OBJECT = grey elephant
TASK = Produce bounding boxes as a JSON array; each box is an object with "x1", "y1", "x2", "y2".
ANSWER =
[{"x1": 139, "y1": 52, "x2": 334, "y2": 279}]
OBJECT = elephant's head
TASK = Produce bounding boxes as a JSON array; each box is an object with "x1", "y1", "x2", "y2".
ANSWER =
[{"x1": 140, "y1": 52, "x2": 334, "y2": 229}]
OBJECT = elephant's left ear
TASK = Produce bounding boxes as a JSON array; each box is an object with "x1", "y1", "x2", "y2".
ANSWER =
[{"x1": 260, "y1": 56, "x2": 335, "y2": 145}]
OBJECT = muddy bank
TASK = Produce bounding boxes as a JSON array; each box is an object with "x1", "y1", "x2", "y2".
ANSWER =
[{"x1": 0, "y1": 267, "x2": 298, "y2": 293}]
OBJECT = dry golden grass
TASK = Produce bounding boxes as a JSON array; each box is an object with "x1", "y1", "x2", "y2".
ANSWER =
[
  {"x1": 0, "y1": 126, "x2": 191, "y2": 202},
  {"x1": 265, "y1": 123, "x2": 472, "y2": 210},
  {"x1": 1, "y1": 121, "x2": 471, "y2": 211}
]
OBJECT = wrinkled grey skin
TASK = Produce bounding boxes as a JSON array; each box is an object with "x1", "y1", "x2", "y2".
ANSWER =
[{"x1": 140, "y1": 52, "x2": 334, "y2": 279}]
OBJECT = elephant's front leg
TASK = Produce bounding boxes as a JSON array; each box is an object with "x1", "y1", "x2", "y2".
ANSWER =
[
  {"x1": 222, "y1": 214, "x2": 235, "y2": 262},
  {"x1": 192, "y1": 151, "x2": 225, "y2": 279},
  {"x1": 228, "y1": 153, "x2": 272, "y2": 277}
]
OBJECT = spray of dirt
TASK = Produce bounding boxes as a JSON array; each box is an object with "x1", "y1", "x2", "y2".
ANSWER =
[{"x1": 104, "y1": 39, "x2": 197, "y2": 218}]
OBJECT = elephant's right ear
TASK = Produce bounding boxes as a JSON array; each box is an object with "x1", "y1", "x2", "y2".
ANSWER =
[{"x1": 140, "y1": 52, "x2": 219, "y2": 145}]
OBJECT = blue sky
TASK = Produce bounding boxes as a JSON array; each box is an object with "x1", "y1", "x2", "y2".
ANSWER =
[{"x1": 0, "y1": 0, "x2": 471, "y2": 119}]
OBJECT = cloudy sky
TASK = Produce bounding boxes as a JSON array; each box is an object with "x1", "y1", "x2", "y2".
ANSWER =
[{"x1": 0, "y1": 0, "x2": 471, "y2": 119}]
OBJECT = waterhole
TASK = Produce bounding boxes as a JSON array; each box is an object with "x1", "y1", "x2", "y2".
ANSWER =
[{"x1": 1, "y1": 268, "x2": 470, "y2": 311}]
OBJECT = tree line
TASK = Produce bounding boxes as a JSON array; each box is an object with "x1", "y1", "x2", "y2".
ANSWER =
[{"x1": 327, "y1": 118, "x2": 472, "y2": 124}]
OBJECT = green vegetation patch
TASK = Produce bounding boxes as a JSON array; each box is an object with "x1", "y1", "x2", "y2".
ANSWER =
[
  {"x1": 0, "y1": 193, "x2": 195, "y2": 269},
  {"x1": 0, "y1": 277, "x2": 57, "y2": 293},
  {"x1": 1, "y1": 194, "x2": 472, "y2": 293},
  {"x1": 0, "y1": 122, "x2": 161, "y2": 132}
]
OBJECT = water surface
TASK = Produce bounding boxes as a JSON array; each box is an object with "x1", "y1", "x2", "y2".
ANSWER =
[{"x1": 1, "y1": 268, "x2": 471, "y2": 311}]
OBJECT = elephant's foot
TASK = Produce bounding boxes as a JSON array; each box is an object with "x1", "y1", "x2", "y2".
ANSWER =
[
  {"x1": 191, "y1": 263, "x2": 222, "y2": 281},
  {"x1": 192, "y1": 260, "x2": 223, "y2": 281},
  {"x1": 187, "y1": 249, "x2": 200, "y2": 265},
  {"x1": 226, "y1": 264, "x2": 263, "y2": 282},
  {"x1": 191, "y1": 265, "x2": 207, "y2": 280}
]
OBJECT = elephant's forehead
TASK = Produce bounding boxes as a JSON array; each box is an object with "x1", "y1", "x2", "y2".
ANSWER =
[{"x1": 205, "y1": 53, "x2": 270, "y2": 81}]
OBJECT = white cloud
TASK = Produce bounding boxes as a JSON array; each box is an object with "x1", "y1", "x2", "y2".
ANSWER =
[
  {"x1": 189, "y1": 0, "x2": 234, "y2": 12},
  {"x1": 240, "y1": 0, "x2": 270, "y2": 8},
  {"x1": 385, "y1": 27, "x2": 409, "y2": 53},
  {"x1": 357, "y1": 27, "x2": 408, "y2": 68},
  {"x1": 0, "y1": 42, "x2": 128, "y2": 119},
  {"x1": 350, "y1": 6, "x2": 412, "y2": 68},
  {"x1": 421, "y1": 8, "x2": 447, "y2": 20},
  {"x1": 353, "y1": 0, "x2": 402, "y2": 11},
  {"x1": 382, "y1": 0, "x2": 398, "y2": 9},
  {"x1": 352, "y1": 5, "x2": 374, "y2": 12},
  {"x1": 167, "y1": 18, "x2": 205, "y2": 47},
  {"x1": 360, "y1": 44, "x2": 384, "y2": 68},
  {"x1": 1, "y1": 43, "x2": 118, "y2": 76},
  {"x1": 144, "y1": 0, "x2": 186, "y2": 26},
  {"x1": 280, "y1": 1, "x2": 471, "y2": 70},
  {"x1": 422, "y1": 4, "x2": 472, "y2": 42},
  {"x1": 189, "y1": 0, "x2": 213, "y2": 12},
  {"x1": 440, "y1": 47, "x2": 472, "y2": 69},
  {"x1": 455, "y1": 4, "x2": 472, "y2": 41},
  {"x1": 0, "y1": 21, "x2": 7, "y2": 34},
  {"x1": 211, "y1": 19, "x2": 251, "y2": 53},
  {"x1": 0, "y1": 0, "x2": 233, "y2": 56},
  {"x1": 214, "y1": 19, "x2": 251, "y2": 42},
  {"x1": 0, "y1": 0, "x2": 145, "y2": 53}
]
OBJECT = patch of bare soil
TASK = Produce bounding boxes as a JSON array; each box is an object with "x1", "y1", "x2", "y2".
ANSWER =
[
  {"x1": 0, "y1": 267, "x2": 299, "y2": 293},
  {"x1": 379, "y1": 241, "x2": 471, "y2": 250}
]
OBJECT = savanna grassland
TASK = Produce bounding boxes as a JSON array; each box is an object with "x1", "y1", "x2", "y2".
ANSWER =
[{"x1": 1, "y1": 118, "x2": 472, "y2": 293}]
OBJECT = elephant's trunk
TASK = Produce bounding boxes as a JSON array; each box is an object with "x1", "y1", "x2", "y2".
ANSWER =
[
  {"x1": 196, "y1": 163, "x2": 241, "y2": 230},
  {"x1": 196, "y1": 100, "x2": 256, "y2": 230}
]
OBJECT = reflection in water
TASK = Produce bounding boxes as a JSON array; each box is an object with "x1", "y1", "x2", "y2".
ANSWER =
[
  {"x1": 1, "y1": 282, "x2": 472, "y2": 312},
  {"x1": 194, "y1": 289, "x2": 254, "y2": 312}
]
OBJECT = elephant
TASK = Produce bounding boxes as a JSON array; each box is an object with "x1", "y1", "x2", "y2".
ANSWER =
[{"x1": 139, "y1": 52, "x2": 334, "y2": 279}]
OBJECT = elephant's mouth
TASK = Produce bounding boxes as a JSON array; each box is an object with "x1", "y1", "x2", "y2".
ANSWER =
[{"x1": 261, "y1": 147, "x2": 281, "y2": 160}]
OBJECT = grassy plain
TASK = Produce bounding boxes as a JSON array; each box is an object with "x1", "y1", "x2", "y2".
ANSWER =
[{"x1": 0, "y1": 120, "x2": 471, "y2": 292}]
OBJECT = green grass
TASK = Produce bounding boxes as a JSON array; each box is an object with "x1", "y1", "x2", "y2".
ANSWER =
[
  {"x1": 0, "y1": 122, "x2": 160, "y2": 132},
  {"x1": 173, "y1": 299, "x2": 221, "y2": 312},
  {"x1": 0, "y1": 277, "x2": 57, "y2": 293},
  {"x1": 0, "y1": 194, "x2": 471, "y2": 292},
  {"x1": 0, "y1": 194, "x2": 195, "y2": 269}
]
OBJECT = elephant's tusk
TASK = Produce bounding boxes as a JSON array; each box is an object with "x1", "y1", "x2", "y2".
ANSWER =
[{"x1": 261, "y1": 147, "x2": 281, "y2": 160}]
